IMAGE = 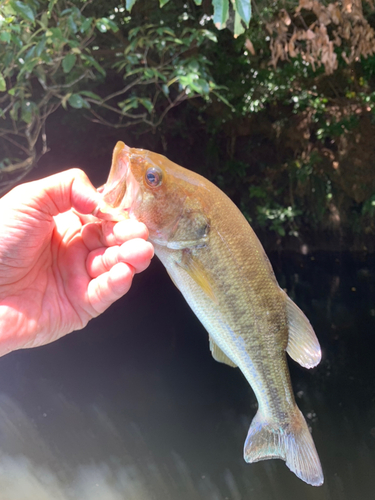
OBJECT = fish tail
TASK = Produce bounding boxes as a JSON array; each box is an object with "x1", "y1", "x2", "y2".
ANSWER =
[{"x1": 243, "y1": 407, "x2": 323, "y2": 486}]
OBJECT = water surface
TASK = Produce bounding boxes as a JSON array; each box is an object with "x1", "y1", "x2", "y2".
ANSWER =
[{"x1": 0, "y1": 252, "x2": 374, "y2": 499}]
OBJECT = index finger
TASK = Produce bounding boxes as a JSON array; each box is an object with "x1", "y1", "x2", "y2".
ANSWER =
[{"x1": 81, "y1": 219, "x2": 149, "y2": 251}]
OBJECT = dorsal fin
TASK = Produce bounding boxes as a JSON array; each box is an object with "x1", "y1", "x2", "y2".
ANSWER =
[
  {"x1": 209, "y1": 335, "x2": 237, "y2": 367},
  {"x1": 285, "y1": 296, "x2": 321, "y2": 368}
]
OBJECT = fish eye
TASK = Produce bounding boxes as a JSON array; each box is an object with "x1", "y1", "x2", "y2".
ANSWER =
[{"x1": 145, "y1": 167, "x2": 163, "y2": 187}]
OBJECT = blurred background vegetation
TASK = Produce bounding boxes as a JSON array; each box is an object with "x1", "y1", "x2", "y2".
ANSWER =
[{"x1": 1, "y1": 0, "x2": 375, "y2": 252}]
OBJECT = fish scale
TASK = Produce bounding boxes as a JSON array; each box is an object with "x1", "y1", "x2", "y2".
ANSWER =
[{"x1": 97, "y1": 141, "x2": 324, "y2": 486}]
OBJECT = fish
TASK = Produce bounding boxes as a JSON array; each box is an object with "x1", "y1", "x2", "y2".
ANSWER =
[{"x1": 95, "y1": 141, "x2": 324, "y2": 486}]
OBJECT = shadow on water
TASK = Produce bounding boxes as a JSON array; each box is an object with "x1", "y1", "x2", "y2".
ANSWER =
[{"x1": 0, "y1": 252, "x2": 374, "y2": 499}]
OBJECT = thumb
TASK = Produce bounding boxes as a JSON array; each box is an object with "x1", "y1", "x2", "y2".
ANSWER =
[{"x1": 13, "y1": 169, "x2": 101, "y2": 217}]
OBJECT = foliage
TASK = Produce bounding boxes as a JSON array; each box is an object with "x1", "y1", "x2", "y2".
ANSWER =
[
  {"x1": 128, "y1": 0, "x2": 252, "y2": 36},
  {"x1": 362, "y1": 193, "x2": 375, "y2": 216},
  {"x1": 249, "y1": 186, "x2": 302, "y2": 236},
  {"x1": 265, "y1": 0, "x2": 375, "y2": 75},
  {"x1": 190, "y1": 0, "x2": 375, "y2": 240},
  {"x1": 0, "y1": 0, "x2": 222, "y2": 190},
  {"x1": 1, "y1": 0, "x2": 375, "y2": 245}
]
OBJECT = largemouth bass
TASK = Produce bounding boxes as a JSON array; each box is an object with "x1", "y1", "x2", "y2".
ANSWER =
[{"x1": 96, "y1": 141, "x2": 324, "y2": 486}]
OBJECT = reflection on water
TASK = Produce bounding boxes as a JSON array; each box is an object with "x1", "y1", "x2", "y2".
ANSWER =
[{"x1": 0, "y1": 253, "x2": 374, "y2": 499}]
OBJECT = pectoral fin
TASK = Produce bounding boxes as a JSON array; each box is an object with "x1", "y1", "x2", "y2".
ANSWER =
[
  {"x1": 209, "y1": 335, "x2": 237, "y2": 367},
  {"x1": 176, "y1": 251, "x2": 218, "y2": 303},
  {"x1": 285, "y1": 295, "x2": 321, "y2": 368}
]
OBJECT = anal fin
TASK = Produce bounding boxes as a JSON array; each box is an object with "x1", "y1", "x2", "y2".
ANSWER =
[{"x1": 209, "y1": 335, "x2": 237, "y2": 367}]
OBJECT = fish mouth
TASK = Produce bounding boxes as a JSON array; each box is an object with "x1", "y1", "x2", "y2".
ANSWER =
[{"x1": 93, "y1": 142, "x2": 139, "y2": 221}]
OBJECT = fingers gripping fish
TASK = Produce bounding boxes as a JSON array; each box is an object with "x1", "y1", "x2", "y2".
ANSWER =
[{"x1": 95, "y1": 141, "x2": 324, "y2": 486}]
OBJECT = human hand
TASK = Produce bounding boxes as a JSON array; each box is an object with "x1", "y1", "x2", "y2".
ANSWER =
[{"x1": 0, "y1": 169, "x2": 154, "y2": 356}]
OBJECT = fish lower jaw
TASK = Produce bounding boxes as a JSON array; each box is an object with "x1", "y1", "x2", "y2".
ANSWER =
[{"x1": 92, "y1": 203, "x2": 129, "y2": 221}]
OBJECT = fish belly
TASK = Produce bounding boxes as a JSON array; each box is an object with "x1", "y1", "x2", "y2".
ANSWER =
[{"x1": 155, "y1": 245, "x2": 294, "y2": 418}]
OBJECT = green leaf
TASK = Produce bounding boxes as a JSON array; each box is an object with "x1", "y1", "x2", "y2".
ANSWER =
[
  {"x1": 96, "y1": 17, "x2": 119, "y2": 33},
  {"x1": 126, "y1": 0, "x2": 137, "y2": 11},
  {"x1": 35, "y1": 67, "x2": 47, "y2": 84},
  {"x1": 212, "y1": 0, "x2": 229, "y2": 29},
  {"x1": 67, "y1": 16, "x2": 78, "y2": 34},
  {"x1": 48, "y1": 0, "x2": 57, "y2": 17},
  {"x1": 0, "y1": 73, "x2": 6, "y2": 92},
  {"x1": 35, "y1": 39, "x2": 46, "y2": 57},
  {"x1": 123, "y1": 67, "x2": 144, "y2": 77},
  {"x1": 68, "y1": 93, "x2": 90, "y2": 109},
  {"x1": 11, "y1": 24, "x2": 21, "y2": 35},
  {"x1": 21, "y1": 100, "x2": 37, "y2": 124},
  {"x1": 46, "y1": 27, "x2": 64, "y2": 41},
  {"x1": 128, "y1": 26, "x2": 141, "y2": 39},
  {"x1": 159, "y1": 0, "x2": 170, "y2": 6},
  {"x1": 144, "y1": 68, "x2": 155, "y2": 79},
  {"x1": 4, "y1": 51, "x2": 14, "y2": 67},
  {"x1": 201, "y1": 30, "x2": 217, "y2": 43},
  {"x1": 10, "y1": 101, "x2": 20, "y2": 121},
  {"x1": 17, "y1": 57, "x2": 39, "y2": 79},
  {"x1": 194, "y1": 0, "x2": 202, "y2": 4},
  {"x1": 82, "y1": 54, "x2": 106, "y2": 76},
  {"x1": 80, "y1": 90, "x2": 101, "y2": 100},
  {"x1": 189, "y1": 60, "x2": 200, "y2": 72},
  {"x1": 40, "y1": 12, "x2": 48, "y2": 27},
  {"x1": 25, "y1": 45, "x2": 36, "y2": 61},
  {"x1": 138, "y1": 98, "x2": 153, "y2": 113},
  {"x1": 80, "y1": 17, "x2": 93, "y2": 34},
  {"x1": 154, "y1": 69, "x2": 167, "y2": 82},
  {"x1": 0, "y1": 32, "x2": 11, "y2": 43},
  {"x1": 61, "y1": 93, "x2": 70, "y2": 110},
  {"x1": 106, "y1": 19, "x2": 119, "y2": 32},
  {"x1": 234, "y1": 10, "x2": 245, "y2": 37},
  {"x1": 62, "y1": 53, "x2": 77, "y2": 73},
  {"x1": 195, "y1": 78, "x2": 210, "y2": 94},
  {"x1": 10, "y1": 1, "x2": 35, "y2": 23},
  {"x1": 119, "y1": 97, "x2": 139, "y2": 113},
  {"x1": 234, "y1": 0, "x2": 251, "y2": 26},
  {"x1": 125, "y1": 54, "x2": 141, "y2": 65},
  {"x1": 95, "y1": 20, "x2": 107, "y2": 33}
]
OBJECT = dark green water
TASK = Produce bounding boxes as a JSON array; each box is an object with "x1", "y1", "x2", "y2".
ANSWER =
[{"x1": 0, "y1": 251, "x2": 374, "y2": 499}]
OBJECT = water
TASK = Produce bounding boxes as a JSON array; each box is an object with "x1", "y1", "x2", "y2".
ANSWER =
[{"x1": 0, "y1": 252, "x2": 374, "y2": 499}]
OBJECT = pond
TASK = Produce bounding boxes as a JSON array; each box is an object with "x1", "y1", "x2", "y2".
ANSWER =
[{"x1": 0, "y1": 251, "x2": 374, "y2": 499}]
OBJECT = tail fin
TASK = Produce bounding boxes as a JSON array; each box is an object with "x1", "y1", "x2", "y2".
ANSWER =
[{"x1": 244, "y1": 407, "x2": 323, "y2": 486}]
